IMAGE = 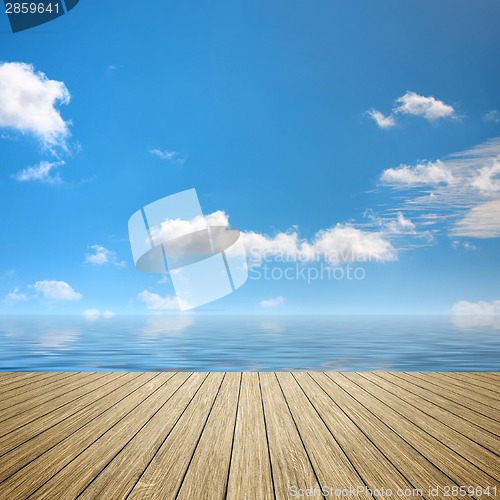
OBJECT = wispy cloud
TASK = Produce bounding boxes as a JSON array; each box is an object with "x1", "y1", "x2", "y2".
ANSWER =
[
  {"x1": 0, "y1": 62, "x2": 71, "y2": 150},
  {"x1": 367, "y1": 109, "x2": 396, "y2": 129},
  {"x1": 12, "y1": 160, "x2": 64, "y2": 184},
  {"x1": 138, "y1": 290, "x2": 182, "y2": 311},
  {"x1": 84, "y1": 245, "x2": 126, "y2": 267},
  {"x1": 107, "y1": 64, "x2": 121, "y2": 73},
  {"x1": 483, "y1": 110, "x2": 499, "y2": 123},
  {"x1": 149, "y1": 148, "x2": 185, "y2": 165},
  {"x1": 260, "y1": 296, "x2": 284, "y2": 308},
  {"x1": 4, "y1": 288, "x2": 28, "y2": 305},
  {"x1": 369, "y1": 91, "x2": 456, "y2": 129},
  {"x1": 379, "y1": 137, "x2": 500, "y2": 239},
  {"x1": 451, "y1": 240, "x2": 476, "y2": 251}
]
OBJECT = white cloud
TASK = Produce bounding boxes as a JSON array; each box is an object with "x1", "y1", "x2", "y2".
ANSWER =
[
  {"x1": 383, "y1": 212, "x2": 416, "y2": 234},
  {"x1": 260, "y1": 296, "x2": 284, "y2": 308},
  {"x1": 483, "y1": 110, "x2": 499, "y2": 123},
  {"x1": 368, "y1": 91, "x2": 456, "y2": 128},
  {"x1": 452, "y1": 199, "x2": 500, "y2": 238},
  {"x1": 13, "y1": 160, "x2": 64, "y2": 184},
  {"x1": 33, "y1": 280, "x2": 82, "y2": 301},
  {"x1": 82, "y1": 308, "x2": 100, "y2": 321},
  {"x1": 149, "y1": 210, "x2": 229, "y2": 246},
  {"x1": 379, "y1": 137, "x2": 500, "y2": 239},
  {"x1": 0, "y1": 62, "x2": 71, "y2": 148},
  {"x1": 367, "y1": 109, "x2": 396, "y2": 129},
  {"x1": 5, "y1": 288, "x2": 28, "y2": 305},
  {"x1": 138, "y1": 290, "x2": 181, "y2": 311},
  {"x1": 451, "y1": 240, "x2": 476, "y2": 251},
  {"x1": 82, "y1": 308, "x2": 115, "y2": 320},
  {"x1": 381, "y1": 160, "x2": 454, "y2": 187},
  {"x1": 452, "y1": 300, "x2": 500, "y2": 329},
  {"x1": 470, "y1": 161, "x2": 500, "y2": 194},
  {"x1": 394, "y1": 92, "x2": 456, "y2": 121},
  {"x1": 84, "y1": 245, "x2": 126, "y2": 267},
  {"x1": 243, "y1": 224, "x2": 396, "y2": 265},
  {"x1": 150, "y1": 148, "x2": 184, "y2": 164}
]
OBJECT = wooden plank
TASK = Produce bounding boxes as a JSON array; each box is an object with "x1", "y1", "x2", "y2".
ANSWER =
[
  {"x1": 0, "y1": 373, "x2": 121, "y2": 443},
  {"x1": 402, "y1": 373, "x2": 500, "y2": 421},
  {"x1": 310, "y1": 373, "x2": 458, "y2": 495},
  {"x1": 0, "y1": 372, "x2": 149, "y2": 482},
  {"x1": 440, "y1": 373, "x2": 500, "y2": 396},
  {"x1": 176, "y1": 373, "x2": 241, "y2": 500},
  {"x1": 277, "y1": 372, "x2": 374, "y2": 499},
  {"x1": 360, "y1": 373, "x2": 500, "y2": 454},
  {"x1": 259, "y1": 372, "x2": 321, "y2": 499},
  {"x1": 128, "y1": 373, "x2": 225, "y2": 499},
  {"x1": 415, "y1": 373, "x2": 500, "y2": 407},
  {"x1": 226, "y1": 372, "x2": 274, "y2": 500},
  {"x1": 332, "y1": 373, "x2": 500, "y2": 490},
  {"x1": 0, "y1": 372, "x2": 106, "y2": 424},
  {"x1": 24, "y1": 373, "x2": 193, "y2": 500},
  {"x1": 293, "y1": 373, "x2": 421, "y2": 498},
  {"x1": 471, "y1": 372, "x2": 500, "y2": 382},
  {"x1": 0, "y1": 373, "x2": 168, "y2": 499},
  {"x1": 0, "y1": 372, "x2": 58, "y2": 391},
  {"x1": 77, "y1": 373, "x2": 208, "y2": 500},
  {"x1": 0, "y1": 372, "x2": 498, "y2": 500},
  {"x1": 380, "y1": 372, "x2": 500, "y2": 436},
  {"x1": 0, "y1": 372, "x2": 82, "y2": 409}
]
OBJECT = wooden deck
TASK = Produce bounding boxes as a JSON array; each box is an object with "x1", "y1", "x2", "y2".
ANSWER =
[{"x1": 0, "y1": 372, "x2": 498, "y2": 499}]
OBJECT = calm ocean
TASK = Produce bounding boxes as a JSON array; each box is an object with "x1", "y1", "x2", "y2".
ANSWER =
[{"x1": 0, "y1": 314, "x2": 499, "y2": 372}]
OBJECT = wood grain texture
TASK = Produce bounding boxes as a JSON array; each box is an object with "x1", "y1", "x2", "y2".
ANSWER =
[
  {"x1": 0, "y1": 372, "x2": 498, "y2": 500},
  {"x1": 226, "y1": 372, "x2": 274, "y2": 500}
]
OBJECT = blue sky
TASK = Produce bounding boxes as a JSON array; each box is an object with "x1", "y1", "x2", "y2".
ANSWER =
[{"x1": 1, "y1": 0, "x2": 500, "y2": 315}]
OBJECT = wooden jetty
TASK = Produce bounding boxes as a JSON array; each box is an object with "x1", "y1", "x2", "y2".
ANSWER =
[{"x1": 0, "y1": 372, "x2": 498, "y2": 499}]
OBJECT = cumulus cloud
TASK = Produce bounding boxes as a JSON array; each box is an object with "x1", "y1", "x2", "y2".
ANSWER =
[
  {"x1": 0, "y1": 62, "x2": 71, "y2": 148},
  {"x1": 452, "y1": 300, "x2": 500, "y2": 329},
  {"x1": 138, "y1": 290, "x2": 182, "y2": 311},
  {"x1": 84, "y1": 245, "x2": 126, "y2": 267},
  {"x1": 12, "y1": 160, "x2": 64, "y2": 184},
  {"x1": 150, "y1": 210, "x2": 396, "y2": 265},
  {"x1": 243, "y1": 224, "x2": 396, "y2": 265},
  {"x1": 260, "y1": 296, "x2": 285, "y2": 308},
  {"x1": 149, "y1": 211, "x2": 229, "y2": 246},
  {"x1": 381, "y1": 160, "x2": 454, "y2": 187},
  {"x1": 5, "y1": 288, "x2": 28, "y2": 305},
  {"x1": 394, "y1": 92, "x2": 456, "y2": 121},
  {"x1": 82, "y1": 309, "x2": 116, "y2": 320},
  {"x1": 33, "y1": 280, "x2": 82, "y2": 301},
  {"x1": 368, "y1": 91, "x2": 456, "y2": 128}
]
